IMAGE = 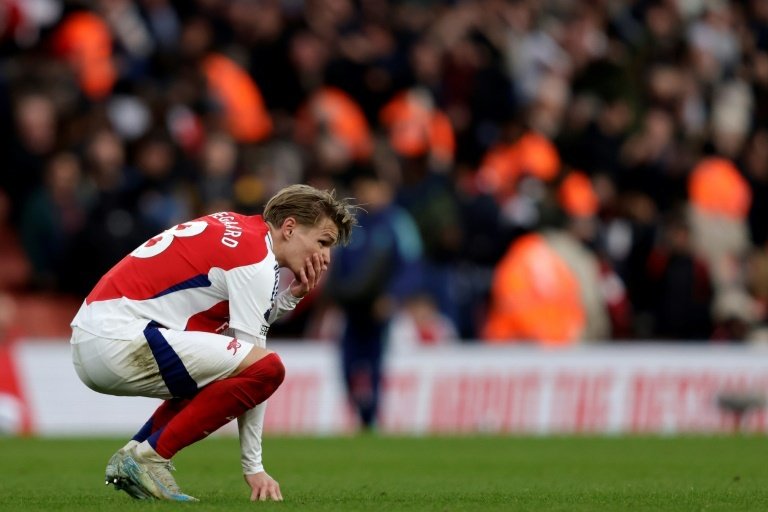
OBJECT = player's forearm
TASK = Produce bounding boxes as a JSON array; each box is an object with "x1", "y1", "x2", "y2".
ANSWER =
[
  {"x1": 232, "y1": 328, "x2": 270, "y2": 474},
  {"x1": 268, "y1": 288, "x2": 302, "y2": 324},
  {"x1": 238, "y1": 401, "x2": 267, "y2": 474}
]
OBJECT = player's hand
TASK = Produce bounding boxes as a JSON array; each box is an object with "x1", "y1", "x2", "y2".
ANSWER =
[
  {"x1": 244, "y1": 471, "x2": 283, "y2": 501},
  {"x1": 289, "y1": 253, "x2": 327, "y2": 298}
]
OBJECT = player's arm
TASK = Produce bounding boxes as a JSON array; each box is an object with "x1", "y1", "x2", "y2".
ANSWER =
[
  {"x1": 267, "y1": 288, "x2": 302, "y2": 324},
  {"x1": 232, "y1": 328, "x2": 283, "y2": 501},
  {"x1": 268, "y1": 252, "x2": 327, "y2": 324},
  {"x1": 238, "y1": 404, "x2": 282, "y2": 501}
]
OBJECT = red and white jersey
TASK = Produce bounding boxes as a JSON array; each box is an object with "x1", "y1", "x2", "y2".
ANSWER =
[{"x1": 71, "y1": 212, "x2": 280, "y2": 342}]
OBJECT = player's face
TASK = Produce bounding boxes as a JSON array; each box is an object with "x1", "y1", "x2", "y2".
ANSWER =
[{"x1": 286, "y1": 216, "x2": 338, "y2": 274}]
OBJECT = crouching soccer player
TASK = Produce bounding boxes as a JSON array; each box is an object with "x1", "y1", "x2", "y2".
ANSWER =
[{"x1": 69, "y1": 184, "x2": 356, "y2": 501}]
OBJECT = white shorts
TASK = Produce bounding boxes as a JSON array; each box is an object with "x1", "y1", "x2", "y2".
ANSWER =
[{"x1": 71, "y1": 325, "x2": 254, "y2": 400}]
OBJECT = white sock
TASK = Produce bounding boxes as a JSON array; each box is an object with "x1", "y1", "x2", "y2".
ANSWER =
[
  {"x1": 122, "y1": 439, "x2": 140, "y2": 452},
  {"x1": 135, "y1": 440, "x2": 169, "y2": 462}
]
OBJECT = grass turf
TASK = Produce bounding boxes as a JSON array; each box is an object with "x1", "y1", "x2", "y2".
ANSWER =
[{"x1": 0, "y1": 435, "x2": 766, "y2": 511}]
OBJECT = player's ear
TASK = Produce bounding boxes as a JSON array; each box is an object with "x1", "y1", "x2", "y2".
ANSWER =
[{"x1": 282, "y1": 217, "x2": 296, "y2": 239}]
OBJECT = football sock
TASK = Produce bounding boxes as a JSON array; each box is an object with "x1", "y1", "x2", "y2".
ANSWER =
[
  {"x1": 121, "y1": 439, "x2": 139, "y2": 452},
  {"x1": 131, "y1": 398, "x2": 191, "y2": 443},
  {"x1": 148, "y1": 352, "x2": 285, "y2": 459}
]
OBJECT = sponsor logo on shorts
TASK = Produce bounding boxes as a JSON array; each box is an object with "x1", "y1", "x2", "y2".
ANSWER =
[{"x1": 227, "y1": 339, "x2": 242, "y2": 356}]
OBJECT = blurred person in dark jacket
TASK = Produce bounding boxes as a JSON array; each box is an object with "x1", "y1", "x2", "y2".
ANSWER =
[
  {"x1": 20, "y1": 152, "x2": 87, "y2": 291},
  {"x1": 381, "y1": 88, "x2": 464, "y2": 329},
  {"x1": 646, "y1": 208, "x2": 713, "y2": 340},
  {"x1": 325, "y1": 169, "x2": 423, "y2": 430},
  {"x1": 3, "y1": 91, "x2": 58, "y2": 224},
  {"x1": 68, "y1": 129, "x2": 154, "y2": 295}
]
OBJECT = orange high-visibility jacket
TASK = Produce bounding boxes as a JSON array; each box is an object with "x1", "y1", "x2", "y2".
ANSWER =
[
  {"x1": 202, "y1": 53, "x2": 272, "y2": 143},
  {"x1": 483, "y1": 233, "x2": 585, "y2": 345},
  {"x1": 688, "y1": 157, "x2": 751, "y2": 220}
]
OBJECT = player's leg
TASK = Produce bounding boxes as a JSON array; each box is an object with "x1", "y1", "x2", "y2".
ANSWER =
[
  {"x1": 123, "y1": 327, "x2": 284, "y2": 500},
  {"x1": 143, "y1": 344, "x2": 283, "y2": 460},
  {"x1": 72, "y1": 328, "x2": 179, "y2": 499},
  {"x1": 72, "y1": 326, "x2": 269, "y2": 500},
  {"x1": 130, "y1": 398, "x2": 191, "y2": 444},
  {"x1": 106, "y1": 397, "x2": 190, "y2": 482},
  {"x1": 103, "y1": 387, "x2": 191, "y2": 497},
  {"x1": 127, "y1": 351, "x2": 283, "y2": 501},
  {"x1": 118, "y1": 340, "x2": 268, "y2": 448}
]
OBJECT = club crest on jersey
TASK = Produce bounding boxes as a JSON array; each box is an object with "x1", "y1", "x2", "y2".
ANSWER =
[{"x1": 227, "y1": 339, "x2": 241, "y2": 356}]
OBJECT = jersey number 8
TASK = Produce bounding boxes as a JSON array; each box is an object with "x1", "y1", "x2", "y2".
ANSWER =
[{"x1": 130, "y1": 221, "x2": 208, "y2": 258}]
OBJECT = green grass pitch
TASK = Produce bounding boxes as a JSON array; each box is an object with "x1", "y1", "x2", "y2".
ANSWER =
[{"x1": 1, "y1": 435, "x2": 767, "y2": 511}]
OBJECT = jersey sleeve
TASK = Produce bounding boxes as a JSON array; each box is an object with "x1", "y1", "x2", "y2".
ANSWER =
[
  {"x1": 225, "y1": 263, "x2": 275, "y2": 340},
  {"x1": 238, "y1": 401, "x2": 267, "y2": 474}
]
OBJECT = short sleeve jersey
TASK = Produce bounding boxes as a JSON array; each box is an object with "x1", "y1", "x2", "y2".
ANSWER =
[{"x1": 71, "y1": 213, "x2": 280, "y2": 342}]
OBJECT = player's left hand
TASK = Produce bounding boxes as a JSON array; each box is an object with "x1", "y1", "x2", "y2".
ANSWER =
[
  {"x1": 244, "y1": 471, "x2": 283, "y2": 501},
  {"x1": 289, "y1": 252, "x2": 327, "y2": 298}
]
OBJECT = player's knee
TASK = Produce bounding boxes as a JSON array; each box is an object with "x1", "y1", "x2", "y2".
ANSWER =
[
  {"x1": 239, "y1": 353, "x2": 286, "y2": 403},
  {"x1": 259, "y1": 353, "x2": 286, "y2": 393}
]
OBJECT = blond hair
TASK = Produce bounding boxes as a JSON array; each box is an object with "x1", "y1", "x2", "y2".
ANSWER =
[{"x1": 263, "y1": 184, "x2": 357, "y2": 246}]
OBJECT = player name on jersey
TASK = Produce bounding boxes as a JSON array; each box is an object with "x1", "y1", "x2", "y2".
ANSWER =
[{"x1": 209, "y1": 212, "x2": 243, "y2": 248}]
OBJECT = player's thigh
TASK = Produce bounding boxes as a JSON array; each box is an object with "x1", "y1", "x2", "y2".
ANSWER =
[
  {"x1": 71, "y1": 328, "x2": 161, "y2": 397},
  {"x1": 72, "y1": 327, "x2": 259, "y2": 399},
  {"x1": 158, "y1": 329, "x2": 254, "y2": 389}
]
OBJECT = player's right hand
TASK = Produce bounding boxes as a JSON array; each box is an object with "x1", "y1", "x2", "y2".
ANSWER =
[
  {"x1": 289, "y1": 252, "x2": 327, "y2": 298},
  {"x1": 244, "y1": 471, "x2": 283, "y2": 501}
]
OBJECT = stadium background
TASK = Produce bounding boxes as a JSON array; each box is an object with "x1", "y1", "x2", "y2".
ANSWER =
[{"x1": 1, "y1": 0, "x2": 768, "y2": 436}]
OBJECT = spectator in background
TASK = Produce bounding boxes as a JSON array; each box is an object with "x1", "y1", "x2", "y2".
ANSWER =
[
  {"x1": 646, "y1": 208, "x2": 713, "y2": 341},
  {"x1": 744, "y1": 246, "x2": 768, "y2": 341},
  {"x1": 201, "y1": 51, "x2": 273, "y2": 144},
  {"x1": 381, "y1": 87, "x2": 464, "y2": 329},
  {"x1": 0, "y1": 191, "x2": 30, "y2": 291},
  {"x1": 483, "y1": 230, "x2": 587, "y2": 345},
  {"x1": 452, "y1": 164, "x2": 506, "y2": 339},
  {"x1": 51, "y1": 10, "x2": 116, "y2": 100},
  {"x1": 619, "y1": 108, "x2": 683, "y2": 213},
  {"x1": 685, "y1": 155, "x2": 759, "y2": 342},
  {"x1": 741, "y1": 130, "x2": 768, "y2": 246},
  {"x1": 69, "y1": 129, "x2": 154, "y2": 296},
  {"x1": 193, "y1": 131, "x2": 239, "y2": 214},
  {"x1": 20, "y1": 152, "x2": 87, "y2": 291},
  {"x1": 140, "y1": 0, "x2": 182, "y2": 52},
  {"x1": 325, "y1": 169, "x2": 422, "y2": 429},
  {"x1": 549, "y1": 171, "x2": 619, "y2": 342},
  {"x1": 710, "y1": 287, "x2": 760, "y2": 343},
  {"x1": 482, "y1": 170, "x2": 621, "y2": 344},
  {"x1": 3, "y1": 92, "x2": 58, "y2": 224},
  {"x1": 687, "y1": 156, "x2": 752, "y2": 291},
  {"x1": 4, "y1": 0, "x2": 768, "y2": 345},
  {"x1": 387, "y1": 292, "x2": 459, "y2": 352},
  {"x1": 130, "y1": 131, "x2": 191, "y2": 233},
  {"x1": 295, "y1": 85, "x2": 373, "y2": 182}
]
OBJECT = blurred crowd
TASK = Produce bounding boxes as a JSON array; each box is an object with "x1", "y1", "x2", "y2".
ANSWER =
[{"x1": 2, "y1": 0, "x2": 768, "y2": 345}]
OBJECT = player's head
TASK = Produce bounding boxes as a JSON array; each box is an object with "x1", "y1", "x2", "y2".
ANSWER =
[{"x1": 263, "y1": 184, "x2": 357, "y2": 247}]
